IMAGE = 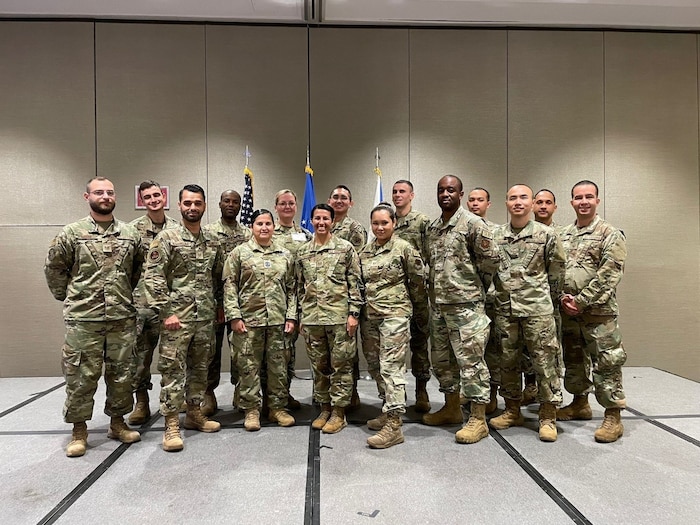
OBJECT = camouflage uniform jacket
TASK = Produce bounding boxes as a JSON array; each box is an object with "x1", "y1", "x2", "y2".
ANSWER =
[
  {"x1": 425, "y1": 207, "x2": 499, "y2": 306},
  {"x1": 203, "y1": 218, "x2": 251, "y2": 257},
  {"x1": 296, "y1": 235, "x2": 364, "y2": 325},
  {"x1": 560, "y1": 215, "x2": 626, "y2": 316},
  {"x1": 129, "y1": 214, "x2": 179, "y2": 307},
  {"x1": 493, "y1": 220, "x2": 565, "y2": 317},
  {"x1": 331, "y1": 216, "x2": 367, "y2": 252},
  {"x1": 395, "y1": 209, "x2": 430, "y2": 263},
  {"x1": 359, "y1": 236, "x2": 428, "y2": 322},
  {"x1": 44, "y1": 216, "x2": 142, "y2": 321},
  {"x1": 223, "y1": 239, "x2": 297, "y2": 326},
  {"x1": 274, "y1": 222, "x2": 312, "y2": 256},
  {"x1": 144, "y1": 225, "x2": 224, "y2": 322}
]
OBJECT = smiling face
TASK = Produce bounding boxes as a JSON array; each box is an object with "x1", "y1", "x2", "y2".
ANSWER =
[
  {"x1": 140, "y1": 184, "x2": 165, "y2": 214},
  {"x1": 534, "y1": 190, "x2": 557, "y2": 225},
  {"x1": 506, "y1": 185, "x2": 533, "y2": 221},
  {"x1": 570, "y1": 183, "x2": 599, "y2": 224},
  {"x1": 275, "y1": 192, "x2": 297, "y2": 224},
  {"x1": 392, "y1": 182, "x2": 414, "y2": 210},
  {"x1": 328, "y1": 187, "x2": 352, "y2": 219},
  {"x1": 371, "y1": 208, "x2": 396, "y2": 245},
  {"x1": 85, "y1": 179, "x2": 116, "y2": 217},
  {"x1": 312, "y1": 208, "x2": 333, "y2": 237},
  {"x1": 252, "y1": 212, "x2": 274, "y2": 245},
  {"x1": 219, "y1": 190, "x2": 241, "y2": 222},
  {"x1": 437, "y1": 176, "x2": 463, "y2": 214},
  {"x1": 179, "y1": 190, "x2": 206, "y2": 225}
]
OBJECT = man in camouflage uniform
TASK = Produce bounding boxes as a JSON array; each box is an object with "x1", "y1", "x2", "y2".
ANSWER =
[
  {"x1": 145, "y1": 184, "x2": 224, "y2": 452},
  {"x1": 488, "y1": 184, "x2": 565, "y2": 442},
  {"x1": 44, "y1": 177, "x2": 142, "y2": 457},
  {"x1": 202, "y1": 189, "x2": 251, "y2": 416},
  {"x1": 127, "y1": 181, "x2": 178, "y2": 425},
  {"x1": 558, "y1": 180, "x2": 627, "y2": 443},
  {"x1": 391, "y1": 179, "x2": 432, "y2": 412},
  {"x1": 423, "y1": 175, "x2": 500, "y2": 445},
  {"x1": 297, "y1": 204, "x2": 364, "y2": 434}
]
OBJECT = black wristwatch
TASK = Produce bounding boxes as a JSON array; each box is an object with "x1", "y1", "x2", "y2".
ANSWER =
[{"x1": 350, "y1": 311, "x2": 360, "y2": 319}]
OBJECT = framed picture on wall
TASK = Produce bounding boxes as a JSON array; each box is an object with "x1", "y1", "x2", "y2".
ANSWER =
[{"x1": 135, "y1": 185, "x2": 170, "y2": 210}]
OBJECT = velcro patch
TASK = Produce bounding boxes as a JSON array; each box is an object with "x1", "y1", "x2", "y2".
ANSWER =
[{"x1": 149, "y1": 249, "x2": 162, "y2": 264}]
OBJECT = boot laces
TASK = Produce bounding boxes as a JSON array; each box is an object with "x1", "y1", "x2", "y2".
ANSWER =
[{"x1": 601, "y1": 414, "x2": 617, "y2": 430}]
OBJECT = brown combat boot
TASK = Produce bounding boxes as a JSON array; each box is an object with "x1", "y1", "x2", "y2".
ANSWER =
[
  {"x1": 244, "y1": 408, "x2": 261, "y2": 432},
  {"x1": 201, "y1": 390, "x2": 218, "y2": 417},
  {"x1": 488, "y1": 398, "x2": 525, "y2": 430},
  {"x1": 594, "y1": 408, "x2": 624, "y2": 443},
  {"x1": 348, "y1": 386, "x2": 361, "y2": 413},
  {"x1": 162, "y1": 414, "x2": 183, "y2": 452},
  {"x1": 269, "y1": 408, "x2": 295, "y2": 427},
  {"x1": 312, "y1": 403, "x2": 332, "y2": 430},
  {"x1": 66, "y1": 422, "x2": 88, "y2": 457},
  {"x1": 128, "y1": 390, "x2": 150, "y2": 425},
  {"x1": 367, "y1": 411, "x2": 388, "y2": 431},
  {"x1": 485, "y1": 384, "x2": 499, "y2": 415},
  {"x1": 539, "y1": 402, "x2": 558, "y2": 442},
  {"x1": 413, "y1": 379, "x2": 431, "y2": 413},
  {"x1": 521, "y1": 374, "x2": 538, "y2": 405},
  {"x1": 107, "y1": 416, "x2": 141, "y2": 443},
  {"x1": 322, "y1": 406, "x2": 347, "y2": 434},
  {"x1": 557, "y1": 394, "x2": 593, "y2": 421},
  {"x1": 422, "y1": 392, "x2": 463, "y2": 426},
  {"x1": 367, "y1": 413, "x2": 404, "y2": 449},
  {"x1": 456, "y1": 403, "x2": 489, "y2": 444},
  {"x1": 184, "y1": 402, "x2": 221, "y2": 433}
]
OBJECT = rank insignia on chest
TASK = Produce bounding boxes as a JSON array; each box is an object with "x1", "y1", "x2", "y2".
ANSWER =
[{"x1": 264, "y1": 260, "x2": 272, "y2": 269}]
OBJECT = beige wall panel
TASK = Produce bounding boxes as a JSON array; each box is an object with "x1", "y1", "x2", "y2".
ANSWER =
[
  {"x1": 206, "y1": 25, "x2": 308, "y2": 220},
  {"x1": 95, "y1": 23, "x2": 207, "y2": 223},
  {"x1": 605, "y1": 32, "x2": 700, "y2": 381},
  {"x1": 309, "y1": 28, "x2": 409, "y2": 231},
  {"x1": 409, "y1": 29, "x2": 508, "y2": 223},
  {"x1": 0, "y1": 22, "x2": 95, "y2": 226},
  {"x1": 0, "y1": 228, "x2": 65, "y2": 377},
  {"x1": 508, "y1": 30, "x2": 604, "y2": 225}
]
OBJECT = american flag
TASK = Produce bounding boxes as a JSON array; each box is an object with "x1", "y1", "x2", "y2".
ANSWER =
[{"x1": 241, "y1": 166, "x2": 254, "y2": 226}]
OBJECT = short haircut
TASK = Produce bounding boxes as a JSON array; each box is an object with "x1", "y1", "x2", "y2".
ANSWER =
[
  {"x1": 441, "y1": 175, "x2": 463, "y2": 192},
  {"x1": 329, "y1": 185, "x2": 352, "y2": 201},
  {"x1": 535, "y1": 188, "x2": 557, "y2": 203},
  {"x1": 179, "y1": 184, "x2": 206, "y2": 202},
  {"x1": 571, "y1": 180, "x2": 599, "y2": 197},
  {"x1": 508, "y1": 184, "x2": 533, "y2": 196},
  {"x1": 371, "y1": 203, "x2": 396, "y2": 221},
  {"x1": 138, "y1": 180, "x2": 161, "y2": 196},
  {"x1": 251, "y1": 208, "x2": 274, "y2": 225},
  {"x1": 312, "y1": 203, "x2": 335, "y2": 221},
  {"x1": 86, "y1": 176, "x2": 110, "y2": 192},
  {"x1": 275, "y1": 189, "x2": 297, "y2": 205},
  {"x1": 469, "y1": 187, "x2": 490, "y2": 201},
  {"x1": 393, "y1": 179, "x2": 414, "y2": 191},
  {"x1": 220, "y1": 189, "x2": 240, "y2": 201}
]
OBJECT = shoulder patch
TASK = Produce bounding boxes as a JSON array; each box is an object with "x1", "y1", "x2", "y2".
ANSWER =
[
  {"x1": 481, "y1": 238, "x2": 491, "y2": 249},
  {"x1": 149, "y1": 249, "x2": 162, "y2": 264}
]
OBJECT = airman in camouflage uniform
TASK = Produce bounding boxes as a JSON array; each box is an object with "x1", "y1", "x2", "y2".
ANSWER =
[
  {"x1": 202, "y1": 190, "x2": 251, "y2": 415},
  {"x1": 297, "y1": 204, "x2": 364, "y2": 434},
  {"x1": 145, "y1": 184, "x2": 224, "y2": 451},
  {"x1": 44, "y1": 177, "x2": 143, "y2": 457},
  {"x1": 423, "y1": 175, "x2": 500, "y2": 445},
  {"x1": 128, "y1": 181, "x2": 179, "y2": 425},
  {"x1": 392, "y1": 180, "x2": 432, "y2": 412},
  {"x1": 488, "y1": 184, "x2": 565, "y2": 442},
  {"x1": 558, "y1": 180, "x2": 627, "y2": 443}
]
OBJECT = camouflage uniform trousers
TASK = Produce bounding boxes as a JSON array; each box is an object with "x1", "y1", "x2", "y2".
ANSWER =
[
  {"x1": 132, "y1": 306, "x2": 160, "y2": 392},
  {"x1": 360, "y1": 316, "x2": 410, "y2": 414},
  {"x1": 483, "y1": 302, "x2": 501, "y2": 386},
  {"x1": 231, "y1": 325, "x2": 288, "y2": 410},
  {"x1": 409, "y1": 301, "x2": 431, "y2": 382},
  {"x1": 208, "y1": 322, "x2": 237, "y2": 391},
  {"x1": 495, "y1": 314, "x2": 563, "y2": 404},
  {"x1": 62, "y1": 318, "x2": 136, "y2": 423},
  {"x1": 302, "y1": 324, "x2": 356, "y2": 408},
  {"x1": 260, "y1": 329, "x2": 298, "y2": 395},
  {"x1": 561, "y1": 312, "x2": 627, "y2": 409},
  {"x1": 430, "y1": 303, "x2": 491, "y2": 404},
  {"x1": 519, "y1": 308, "x2": 564, "y2": 378},
  {"x1": 158, "y1": 320, "x2": 215, "y2": 416}
]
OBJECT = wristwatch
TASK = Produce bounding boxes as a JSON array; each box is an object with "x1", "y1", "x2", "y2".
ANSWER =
[{"x1": 350, "y1": 311, "x2": 360, "y2": 319}]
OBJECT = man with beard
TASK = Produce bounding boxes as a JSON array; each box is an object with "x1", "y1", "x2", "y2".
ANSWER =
[
  {"x1": 202, "y1": 190, "x2": 251, "y2": 415},
  {"x1": 44, "y1": 177, "x2": 143, "y2": 457},
  {"x1": 145, "y1": 184, "x2": 224, "y2": 451}
]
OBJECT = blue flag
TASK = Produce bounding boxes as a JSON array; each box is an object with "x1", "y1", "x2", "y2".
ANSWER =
[{"x1": 300, "y1": 165, "x2": 316, "y2": 232}]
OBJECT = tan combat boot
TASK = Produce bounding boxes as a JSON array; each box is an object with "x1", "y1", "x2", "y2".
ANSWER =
[
  {"x1": 128, "y1": 390, "x2": 150, "y2": 425},
  {"x1": 269, "y1": 408, "x2": 295, "y2": 427},
  {"x1": 367, "y1": 411, "x2": 388, "y2": 431},
  {"x1": 414, "y1": 379, "x2": 431, "y2": 413},
  {"x1": 594, "y1": 408, "x2": 624, "y2": 443},
  {"x1": 201, "y1": 390, "x2": 218, "y2": 417},
  {"x1": 107, "y1": 416, "x2": 141, "y2": 443},
  {"x1": 322, "y1": 406, "x2": 347, "y2": 434},
  {"x1": 488, "y1": 398, "x2": 525, "y2": 430},
  {"x1": 422, "y1": 392, "x2": 463, "y2": 426},
  {"x1": 521, "y1": 374, "x2": 538, "y2": 405},
  {"x1": 162, "y1": 414, "x2": 184, "y2": 452},
  {"x1": 312, "y1": 403, "x2": 332, "y2": 430},
  {"x1": 65, "y1": 422, "x2": 88, "y2": 457},
  {"x1": 485, "y1": 384, "x2": 499, "y2": 415},
  {"x1": 367, "y1": 413, "x2": 404, "y2": 449},
  {"x1": 539, "y1": 402, "x2": 558, "y2": 442},
  {"x1": 456, "y1": 403, "x2": 489, "y2": 444},
  {"x1": 184, "y1": 402, "x2": 221, "y2": 432},
  {"x1": 244, "y1": 408, "x2": 261, "y2": 432},
  {"x1": 557, "y1": 394, "x2": 593, "y2": 421}
]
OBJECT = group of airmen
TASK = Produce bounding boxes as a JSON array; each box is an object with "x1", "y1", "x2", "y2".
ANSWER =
[{"x1": 44, "y1": 173, "x2": 627, "y2": 456}]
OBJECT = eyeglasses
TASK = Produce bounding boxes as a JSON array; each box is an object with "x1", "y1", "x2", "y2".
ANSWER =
[{"x1": 90, "y1": 190, "x2": 115, "y2": 197}]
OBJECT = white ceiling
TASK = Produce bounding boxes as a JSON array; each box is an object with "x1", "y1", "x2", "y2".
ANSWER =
[{"x1": 0, "y1": 0, "x2": 698, "y2": 30}]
